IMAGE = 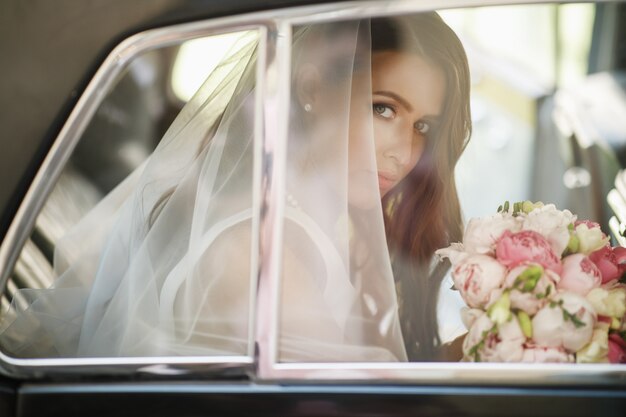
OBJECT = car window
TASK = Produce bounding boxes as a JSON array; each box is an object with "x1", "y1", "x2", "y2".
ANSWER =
[
  {"x1": 0, "y1": 0, "x2": 624, "y2": 384},
  {"x1": 0, "y1": 28, "x2": 260, "y2": 362},
  {"x1": 272, "y1": 2, "x2": 626, "y2": 375}
]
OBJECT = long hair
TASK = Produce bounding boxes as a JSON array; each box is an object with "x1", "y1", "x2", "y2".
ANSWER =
[{"x1": 371, "y1": 14, "x2": 472, "y2": 360}]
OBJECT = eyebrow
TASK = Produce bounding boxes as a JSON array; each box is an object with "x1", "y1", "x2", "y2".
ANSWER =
[
  {"x1": 373, "y1": 90, "x2": 443, "y2": 122},
  {"x1": 373, "y1": 90, "x2": 414, "y2": 112}
]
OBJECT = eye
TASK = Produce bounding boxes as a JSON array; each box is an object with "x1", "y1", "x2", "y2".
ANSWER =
[
  {"x1": 373, "y1": 103, "x2": 395, "y2": 119},
  {"x1": 415, "y1": 120, "x2": 430, "y2": 135}
]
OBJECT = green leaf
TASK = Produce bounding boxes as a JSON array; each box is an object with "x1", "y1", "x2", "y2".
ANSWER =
[
  {"x1": 562, "y1": 307, "x2": 586, "y2": 329},
  {"x1": 468, "y1": 325, "x2": 498, "y2": 362},
  {"x1": 566, "y1": 234, "x2": 580, "y2": 254},
  {"x1": 487, "y1": 292, "x2": 512, "y2": 324},
  {"x1": 535, "y1": 285, "x2": 552, "y2": 300},
  {"x1": 517, "y1": 311, "x2": 533, "y2": 338},
  {"x1": 522, "y1": 201, "x2": 536, "y2": 214},
  {"x1": 513, "y1": 265, "x2": 544, "y2": 292}
]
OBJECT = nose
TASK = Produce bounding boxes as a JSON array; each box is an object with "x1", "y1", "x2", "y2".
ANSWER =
[{"x1": 383, "y1": 124, "x2": 413, "y2": 167}]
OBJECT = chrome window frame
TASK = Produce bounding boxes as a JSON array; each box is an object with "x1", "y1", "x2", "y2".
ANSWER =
[{"x1": 0, "y1": 0, "x2": 624, "y2": 386}]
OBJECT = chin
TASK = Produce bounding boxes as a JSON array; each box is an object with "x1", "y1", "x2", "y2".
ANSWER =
[{"x1": 347, "y1": 170, "x2": 382, "y2": 210}]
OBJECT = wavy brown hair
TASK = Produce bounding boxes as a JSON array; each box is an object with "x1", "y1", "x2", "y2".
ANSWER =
[{"x1": 371, "y1": 14, "x2": 472, "y2": 361}]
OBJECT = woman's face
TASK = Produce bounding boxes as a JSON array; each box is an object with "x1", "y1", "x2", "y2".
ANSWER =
[{"x1": 348, "y1": 50, "x2": 446, "y2": 206}]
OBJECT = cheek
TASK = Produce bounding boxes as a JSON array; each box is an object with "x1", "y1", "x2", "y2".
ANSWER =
[
  {"x1": 372, "y1": 119, "x2": 390, "y2": 163},
  {"x1": 347, "y1": 109, "x2": 375, "y2": 169},
  {"x1": 411, "y1": 138, "x2": 426, "y2": 167},
  {"x1": 399, "y1": 138, "x2": 426, "y2": 181}
]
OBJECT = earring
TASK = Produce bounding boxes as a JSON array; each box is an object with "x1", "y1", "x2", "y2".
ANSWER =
[{"x1": 304, "y1": 103, "x2": 312, "y2": 112}]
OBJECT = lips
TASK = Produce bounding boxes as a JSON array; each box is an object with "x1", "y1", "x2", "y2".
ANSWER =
[{"x1": 377, "y1": 171, "x2": 398, "y2": 195}]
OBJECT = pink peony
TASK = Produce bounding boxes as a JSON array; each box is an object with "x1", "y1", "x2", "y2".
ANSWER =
[
  {"x1": 575, "y1": 220, "x2": 601, "y2": 229},
  {"x1": 588, "y1": 245, "x2": 626, "y2": 284},
  {"x1": 496, "y1": 230, "x2": 562, "y2": 274},
  {"x1": 462, "y1": 313, "x2": 525, "y2": 362},
  {"x1": 532, "y1": 291, "x2": 596, "y2": 352},
  {"x1": 452, "y1": 254, "x2": 507, "y2": 309},
  {"x1": 504, "y1": 263, "x2": 559, "y2": 315},
  {"x1": 558, "y1": 254, "x2": 602, "y2": 296},
  {"x1": 608, "y1": 333, "x2": 626, "y2": 363},
  {"x1": 521, "y1": 344, "x2": 574, "y2": 363}
]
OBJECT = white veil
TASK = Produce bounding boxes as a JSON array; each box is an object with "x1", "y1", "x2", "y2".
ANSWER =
[{"x1": 0, "y1": 20, "x2": 407, "y2": 362}]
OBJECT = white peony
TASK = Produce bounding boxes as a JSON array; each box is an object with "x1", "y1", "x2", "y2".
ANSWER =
[
  {"x1": 462, "y1": 313, "x2": 525, "y2": 362},
  {"x1": 463, "y1": 212, "x2": 522, "y2": 255},
  {"x1": 460, "y1": 307, "x2": 484, "y2": 330},
  {"x1": 575, "y1": 223, "x2": 610, "y2": 255},
  {"x1": 586, "y1": 285, "x2": 626, "y2": 318},
  {"x1": 451, "y1": 254, "x2": 507, "y2": 309},
  {"x1": 532, "y1": 291, "x2": 596, "y2": 352},
  {"x1": 521, "y1": 204, "x2": 576, "y2": 256},
  {"x1": 504, "y1": 264, "x2": 559, "y2": 315},
  {"x1": 435, "y1": 242, "x2": 469, "y2": 266},
  {"x1": 576, "y1": 322, "x2": 610, "y2": 363},
  {"x1": 521, "y1": 345, "x2": 575, "y2": 363}
]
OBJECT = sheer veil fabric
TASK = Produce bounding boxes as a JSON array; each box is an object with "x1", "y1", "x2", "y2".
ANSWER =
[{"x1": 0, "y1": 20, "x2": 407, "y2": 362}]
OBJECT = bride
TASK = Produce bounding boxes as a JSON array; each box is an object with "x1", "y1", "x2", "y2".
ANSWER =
[{"x1": 0, "y1": 12, "x2": 471, "y2": 362}]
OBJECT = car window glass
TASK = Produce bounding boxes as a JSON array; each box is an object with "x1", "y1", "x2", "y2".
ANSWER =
[
  {"x1": 0, "y1": 29, "x2": 260, "y2": 359},
  {"x1": 275, "y1": 3, "x2": 626, "y2": 365}
]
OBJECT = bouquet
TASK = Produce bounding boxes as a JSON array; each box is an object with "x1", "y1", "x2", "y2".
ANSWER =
[{"x1": 437, "y1": 201, "x2": 626, "y2": 363}]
